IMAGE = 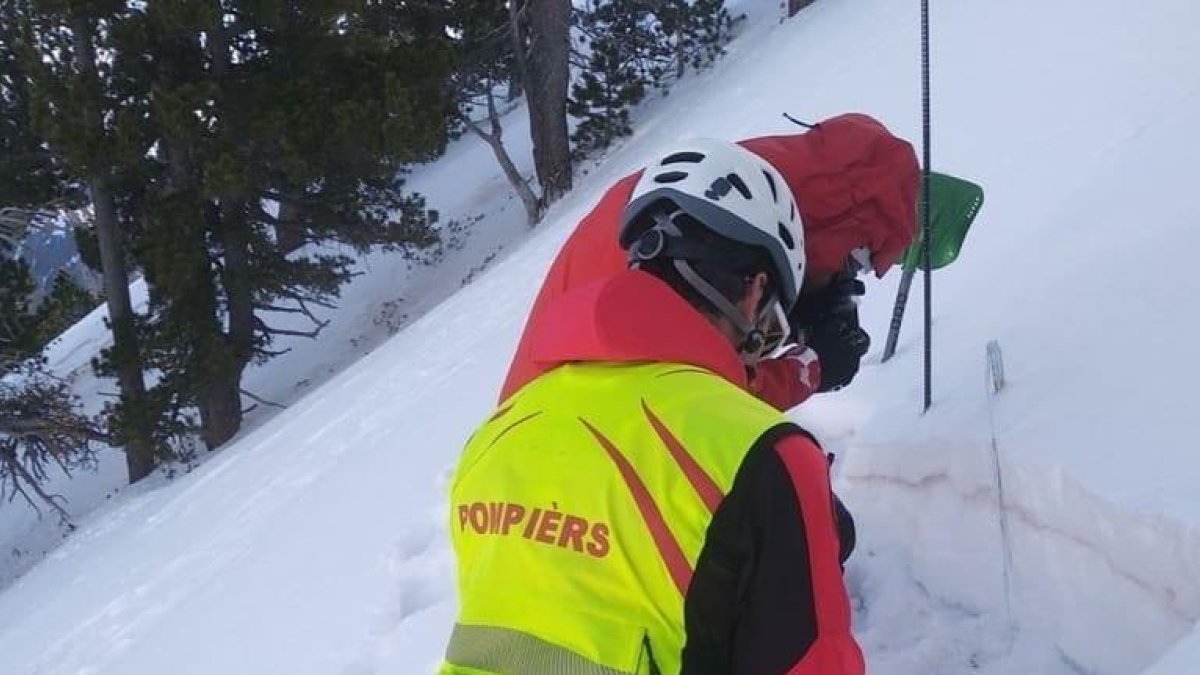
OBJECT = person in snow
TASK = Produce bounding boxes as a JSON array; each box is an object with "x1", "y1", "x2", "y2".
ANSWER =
[
  {"x1": 500, "y1": 113, "x2": 920, "y2": 412},
  {"x1": 443, "y1": 137, "x2": 893, "y2": 674},
  {"x1": 495, "y1": 112, "x2": 919, "y2": 578}
]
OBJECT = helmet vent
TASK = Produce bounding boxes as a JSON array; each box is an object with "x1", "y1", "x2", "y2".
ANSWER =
[
  {"x1": 778, "y1": 222, "x2": 796, "y2": 250},
  {"x1": 789, "y1": 201, "x2": 796, "y2": 222},
  {"x1": 762, "y1": 169, "x2": 778, "y2": 202},
  {"x1": 726, "y1": 173, "x2": 752, "y2": 200},
  {"x1": 653, "y1": 171, "x2": 689, "y2": 184},
  {"x1": 662, "y1": 151, "x2": 706, "y2": 165}
]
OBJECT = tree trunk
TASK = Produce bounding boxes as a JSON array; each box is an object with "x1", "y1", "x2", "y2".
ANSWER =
[
  {"x1": 480, "y1": 130, "x2": 542, "y2": 226},
  {"x1": 275, "y1": 192, "x2": 306, "y2": 254},
  {"x1": 197, "y1": 370, "x2": 243, "y2": 450},
  {"x1": 505, "y1": 74, "x2": 524, "y2": 103},
  {"x1": 190, "y1": 256, "x2": 244, "y2": 451},
  {"x1": 520, "y1": 0, "x2": 572, "y2": 206},
  {"x1": 461, "y1": 89, "x2": 542, "y2": 226},
  {"x1": 219, "y1": 203, "x2": 254, "y2": 447},
  {"x1": 172, "y1": 196, "x2": 245, "y2": 452},
  {"x1": 676, "y1": 34, "x2": 687, "y2": 79},
  {"x1": 71, "y1": 15, "x2": 156, "y2": 483},
  {"x1": 219, "y1": 202, "x2": 255, "y2": 363},
  {"x1": 192, "y1": 16, "x2": 247, "y2": 451},
  {"x1": 92, "y1": 182, "x2": 156, "y2": 479}
]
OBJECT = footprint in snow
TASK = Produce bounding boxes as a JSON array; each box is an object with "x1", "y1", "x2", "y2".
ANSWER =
[{"x1": 343, "y1": 528, "x2": 454, "y2": 674}]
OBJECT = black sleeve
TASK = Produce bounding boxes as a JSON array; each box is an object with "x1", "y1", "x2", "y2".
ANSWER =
[
  {"x1": 834, "y1": 493, "x2": 856, "y2": 566},
  {"x1": 680, "y1": 430, "x2": 819, "y2": 675}
]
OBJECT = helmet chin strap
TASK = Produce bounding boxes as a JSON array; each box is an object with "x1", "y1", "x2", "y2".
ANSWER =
[
  {"x1": 673, "y1": 258, "x2": 770, "y2": 357},
  {"x1": 632, "y1": 209, "x2": 787, "y2": 359}
]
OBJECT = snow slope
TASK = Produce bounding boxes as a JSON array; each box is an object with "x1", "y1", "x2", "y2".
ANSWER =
[{"x1": 3, "y1": 0, "x2": 1200, "y2": 673}]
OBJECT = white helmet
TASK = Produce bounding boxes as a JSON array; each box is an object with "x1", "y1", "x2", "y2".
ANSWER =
[
  {"x1": 620, "y1": 139, "x2": 805, "y2": 356},
  {"x1": 620, "y1": 138, "x2": 806, "y2": 309}
]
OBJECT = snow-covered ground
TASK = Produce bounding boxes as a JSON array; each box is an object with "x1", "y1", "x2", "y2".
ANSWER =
[{"x1": 3, "y1": 0, "x2": 1200, "y2": 672}]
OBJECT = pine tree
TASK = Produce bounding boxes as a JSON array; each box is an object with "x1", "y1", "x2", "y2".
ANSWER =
[
  {"x1": 569, "y1": 0, "x2": 732, "y2": 156},
  {"x1": 108, "y1": 0, "x2": 453, "y2": 449},
  {"x1": 0, "y1": 1, "x2": 64, "y2": 210},
  {"x1": 569, "y1": 0, "x2": 660, "y2": 158},
  {"x1": 1, "y1": 361, "x2": 102, "y2": 525},
  {"x1": 29, "y1": 272, "x2": 98, "y2": 349},
  {"x1": 1, "y1": 0, "x2": 75, "y2": 355},
  {"x1": 0, "y1": 258, "x2": 38, "y2": 366},
  {"x1": 18, "y1": 0, "x2": 454, "y2": 462},
  {"x1": 657, "y1": 0, "x2": 730, "y2": 76},
  {"x1": 23, "y1": 0, "x2": 161, "y2": 480},
  {"x1": 0, "y1": 259, "x2": 100, "y2": 524},
  {"x1": 1, "y1": 8, "x2": 105, "y2": 519}
]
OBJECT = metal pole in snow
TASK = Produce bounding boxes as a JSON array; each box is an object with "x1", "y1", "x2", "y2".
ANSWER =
[{"x1": 920, "y1": 0, "x2": 933, "y2": 412}]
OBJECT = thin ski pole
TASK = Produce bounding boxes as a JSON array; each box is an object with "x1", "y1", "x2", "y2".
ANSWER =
[
  {"x1": 985, "y1": 340, "x2": 1015, "y2": 638},
  {"x1": 920, "y1": 0, "x2": 933, "y2": 412},
  {"x1": 881, "y1": 265, "x2": 915, "y2": 362}
]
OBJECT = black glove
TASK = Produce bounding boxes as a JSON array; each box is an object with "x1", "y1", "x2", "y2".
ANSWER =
[
  {"x1": 791, "y1": 273, "x2": 870, "y2": 392},
  {"x1": 790, "y1": 273, "x2": 866, "y2": 332},
  {"x1": 805, "y1": 311, "x2": 870, "y2": 392}
]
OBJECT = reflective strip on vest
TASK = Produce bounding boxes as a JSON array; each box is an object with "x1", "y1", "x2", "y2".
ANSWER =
[{"x1": 446, "y1": 624, "x2": 635, "y2": 675}]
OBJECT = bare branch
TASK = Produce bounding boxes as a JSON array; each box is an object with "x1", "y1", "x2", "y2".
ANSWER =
[
  {"x1": 456, "y1": 102, "x2": 542, "y2": 226},
  {"x1": 254, "y1": 304, "x2": 307, "y2": 315},
  {"x1": 295, "y1": 298, "x2": 327, "y2": 326},
  {"x1": 3, "y1": 467, "x2": 44, "y2": 519},
  {"x1": 254, "y1": 316, "x2": 330, "y2": 340},
  {"x1": 0, "y1": 416, "x2": 105, "y2": 443},
  {"x1": 240, "y1": 389, "x2": 286, "y2": 410},
  {"x1": 276, "y1": 287, "x2": 338, "y2": 310},
  {"x1": 257, "y1": 297, "x2": 331, "y2": 333},
  {"x1": 459, "y1": 110, "x2": 493, "y2": 142},
  {"x1": 509, "y1": 0, "x2": 532, "y2": 96},
  {"x1": 485, "y1": 79, "x2": 502, "y2": 138},
  {"x1": 453, "y1": 1, "x2": 533, "y2": 68},
  {"x1": 1, "y1": 442, "x2": 77, "y2": 528},
  {"x1": 263, "y1": 326, "x2": 326, "y2": 338},
  {"x1": 256, "y1": 347, "x2": 293, "y2": 358}
]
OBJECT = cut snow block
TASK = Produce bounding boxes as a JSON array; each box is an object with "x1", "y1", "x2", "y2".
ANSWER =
[{"x1": 987, "y1": 340, "x2": 1006, "y2": 395}]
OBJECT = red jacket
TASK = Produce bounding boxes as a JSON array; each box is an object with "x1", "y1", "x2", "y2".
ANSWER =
[
  {"x1": 501, "y1": 113, "x2": 919, "y2": 407},
  {"x1": 521, "y1": 268, "x2": 864, "y2": 674}
]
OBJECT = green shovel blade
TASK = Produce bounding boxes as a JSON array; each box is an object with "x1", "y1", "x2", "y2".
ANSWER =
[{"x1": 900, "y1": 172, "x2": 984, "y2": 271}]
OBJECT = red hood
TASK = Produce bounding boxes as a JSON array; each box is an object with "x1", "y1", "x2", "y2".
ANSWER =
[
  {"x1": 741, "y1": 113, "x2": 919, "y2": 279},
  {"x1": 525, "y1": 269, "x2": 748, "y2": 390}
]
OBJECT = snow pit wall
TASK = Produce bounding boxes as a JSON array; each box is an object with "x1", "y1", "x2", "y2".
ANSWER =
[{"x1": 839, "y1": 438, "x2": 1200, "y2": 675}]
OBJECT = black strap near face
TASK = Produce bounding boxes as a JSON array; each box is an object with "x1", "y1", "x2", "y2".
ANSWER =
[{"x1": 629, "y1": 210, "x2": 786, "y2": 359}]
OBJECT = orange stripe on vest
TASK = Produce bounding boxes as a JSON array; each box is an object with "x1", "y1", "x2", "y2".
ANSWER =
[
  {"x1": 641, "y1": 401, "x2": 724, "y2": 513},
  {"x1": 580, "y1": 418, "x2": 693, "y2": 596}
]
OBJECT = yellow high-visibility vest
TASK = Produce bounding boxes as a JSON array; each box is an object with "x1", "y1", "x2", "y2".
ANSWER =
[{"x1": 442, "y1": 361, "x2": 792, "y2": 675}]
